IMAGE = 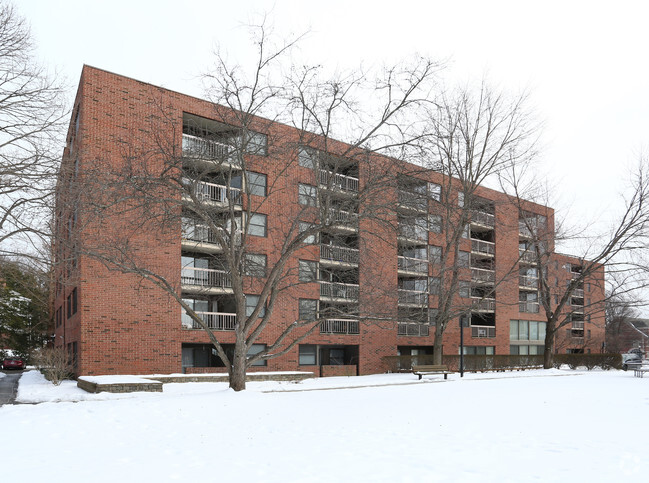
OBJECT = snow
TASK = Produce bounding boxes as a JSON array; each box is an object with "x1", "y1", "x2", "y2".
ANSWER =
[
  {"x1": 0, "y1": 372, "x2": 5, "y2": 379},
  {"x1": 3, "y1": 369, "x2": 649, "y2": 481},
  {"x1": 78, "y1": 375, "x2": 160, "y2": 384}
]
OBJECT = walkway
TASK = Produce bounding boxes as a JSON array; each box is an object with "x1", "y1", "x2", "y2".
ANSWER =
[{"x1": 0, "y1": 371, "x2": 22, "y2": 406}]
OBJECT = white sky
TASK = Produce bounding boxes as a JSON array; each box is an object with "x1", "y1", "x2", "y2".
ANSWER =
[{"x1": 16, "y1": 0, "x2": 649, "y2": 244}]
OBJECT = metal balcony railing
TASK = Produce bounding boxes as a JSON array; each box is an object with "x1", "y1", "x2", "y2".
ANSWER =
[
  {"x1": 471, "y1": 298, "x2": 496, "y2": 311},
  {"x1": 398, "y1": 189, "x2": 428, "y2": 211},
  {"x1": 182, "y1": 133, "x2": 238, "y2": 165},
  {"x1": 398, "y1": 322, "x2": 430, "y2": 336},
  {"x1": 471, "y1": 267, "x2": 495, "y2": 284},
  {"x1": 519, "y1": 275, "x2": 538, "y2": 288},
  {"x1": 319, "y1": 169, "x2": 359, "y2": 192},
  {"x1": 471, "y1": 211, "x2": 495, "y2": 227},
  {"x1": 398, "y1": 256, "x2": 429, "y2": 274},
  {"x1": 188, "y1": 180, "x2": 242, "y2": 205},
  {"x1": 471, "y1": 326, "x2": 496, "y2": 338},
  {"x1": 329, "y1": 209, "x2": 359, "y2": 225},
  {"x1": 183, "y1": 311, "x2": 237, "y2": 331},
  {"x1": 398, "y1": 289, "x2": 429, "y2": 306},
  {"x1": 573, "y1": 288, "x2": 584, "y2": 298},
  {"x1": 471, "y1": 239, "x2": 495, "y2": 256},
  {"x1": 519, "y1": 301, "x2": 540, "y2": 313},
  {"x1": 571, "y1": 321, "x2": 585, "y2": 330},
  {"x1": 320, "y1": 319, "x2": 360, "y2": 334},
  {"x1": 398, "y1": 224, "x2": 428, "y2": 241},
  {"x1": 181, "y1": 267, "x2": 231, "y2": 289},
  {"x1": 518, "y1": 249, "x2": 537, "y2": 264},
  {"x1": 320, "y1": 245, "x2": 360, "y2": 264},
  {"x1": 319, "y1": 281, "x2": 359, "y2": 300}
]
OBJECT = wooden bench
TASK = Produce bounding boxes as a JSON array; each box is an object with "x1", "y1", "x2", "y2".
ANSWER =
[{"x1": 412, "y1": 364, "x2": 452, "y2": 380}]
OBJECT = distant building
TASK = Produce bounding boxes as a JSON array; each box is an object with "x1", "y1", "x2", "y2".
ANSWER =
[{"x1": 52, "y1": 66, "x2": 606, "y2": 376}]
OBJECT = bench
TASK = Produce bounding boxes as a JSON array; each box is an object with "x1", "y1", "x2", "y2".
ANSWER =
[
  {"x1": 633, "y1": 365, "x2": 649, "y2": 378},
  {"x1": 412, "y1": 364, "x2": 453, "y2": 380}
]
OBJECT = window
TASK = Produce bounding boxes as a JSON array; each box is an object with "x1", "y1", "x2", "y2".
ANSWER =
[
  {"x1": 510, "y1": 345, "x2": 543, "y2": 355},
  {"x1": 298, "y1": 147, "x2": 317, "y2": 169},
  {"x1": 428, "y1": 182, "x2": 441, "y2": 201},
  {"x1": 461, "y1": 346, "x2": 494, "y2": 355},
  {"x1": 299, "y1": 344, "x2": 317, "y2": 365},
  {"x1": 459, "y1": 281, "x2": 470, "y2": 298},
  {"x1": 428, "y1": 215, "x2": 442, "y2": 234},
  {"x1": 299, "y1": 260, "x2": 318, "y2": 282},
  {"x1": 458, "y1": 251, "x2": 469, "y2": 268},
  {"x1": 248, "y1": 213, "x2": 267, "y2": 237},
  {"x1": 554, "y1": 294, "x2": 559, "y2": 304},
  {"x1": 429, "y1": 277, "x2": 441, "y2": 295},
  {"x1": 510, "y1": 320, "x2": 546, "y2": 341},
  {"x1": 182, "y1": 298, "x2": 209, "y2": 328},
  {"x1": 429, "y1": 245, "x2": 442, "y2": 264},
  {"x1": 586, "y1": 283, "x2": 591, "y2": 292},
  {"x1": 299, "y1": 222, "x2": 318, "y2": 244},
  {"x1": 244, "y1": 253, "x2": 267, "y2": 277},
  {"x1": 71, "y1": 288, "x2": 78, "y2": 315},
  {"x1": 458, "y1": 192, "x2": 464, "y2": 207},
  {"x1": 247, "y1": 172, "x2": 267, "y2": 196},
  {"x1": 248, "y1": 344, "x2": 267, "y2": 366},
  {"x1": 554, "y1": 277, "x2": 558, "y2": 287},
  {"x1": 245, "y1": 295, "x2": 265, "y2": 318},
  {"x1": 461, "y1": 224, "x2": 469, "y2": 239},
  {"x1": 298, "y1": 183, "x2": 317, "y2": 206},
  {"x1": 245, "y1": 131, "x2": 267, "y2": 155},
  {"x1": 299, "y1": 299, "x2": 317, "y2": 321},
  {"x1": 429, "y1": 308, "x2": 438, "y2": 325}
]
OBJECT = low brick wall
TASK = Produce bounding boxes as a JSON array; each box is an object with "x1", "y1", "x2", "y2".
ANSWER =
[
  {"x1": 77, "y1": 378, "x2": 163, "y2": 394},
  {"x1": 146, "y1": 372, "x2": 314, "y2": 384},
  {"x1": 320, "y1": 365, "x2": 357, "y2": 377}
]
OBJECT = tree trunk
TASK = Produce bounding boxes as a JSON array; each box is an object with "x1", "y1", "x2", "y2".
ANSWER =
[
  {"x1": 543, "y1": 327, "x2": 555, "y2": 369},
  {"x1": 433, "y1": 324, "x2": 444, "y2": 365},
  {"x1": 229, "y1": 340, "x2": 248, "y2": 391}
]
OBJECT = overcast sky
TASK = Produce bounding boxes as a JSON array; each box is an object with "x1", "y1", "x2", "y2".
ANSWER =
[{"x1": 17, "y1": 0, "x2": 649, "y2": 246}]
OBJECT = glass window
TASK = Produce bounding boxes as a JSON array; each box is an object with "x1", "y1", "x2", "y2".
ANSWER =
[
  {"x1": 244, "y1": 253, "x2": 267, "y2": 277},
  {"x1": 299, "y1": 222, "x2": 318, "y2": 244},
  {"x1": 458, "y1": 192, "x2": 465, "y2": 207},
  {"x1": 510, "y1": 320, "x2": 519, "y2": 340},
  {"x1": 539, "y1": 321, "x2": 546, "y2": 340},
  {"x1": 519, "y1": 345, "x2": 529, "y2": 355},
  {"x1": 459, "y1": 281, "x2": 470, "y2": 298},
  {"x1": 299, "y1": 260, "x2": 318, "y2": 282},
  {"x1": 245, "y1": 294, "x2": 265, "y2": 318},
  {"x1": 298, "y1": 147, "x2": 317, "y2": 169},
  {"x1": 429, "y1": 245, "x2": 442, "y2": 264},
  {"x1": 428, "y1": 214, "x2": 442, "y2": 234},
  {"x1": 245, "y1": 131, "x2": 267, "y2": 155},
  {"x1": 299, "y1": 299, "x2": 317, "y2": 321},
  {"x1": 299, "y1": 344, "x2": 317, "y2": 365},
  {"x1": 519, "y1": 320, "x2": 529, "y2": 340},
  {"x1": 247, "y1": 172, "x2": 267, "y2": 196},
  {"x1": 428, "y1": 182, "x2": 441, "y2": 201},
  {"x1": 429, "y1": 277, "x2": 441, "y2": 295},
  {"x1": 248, "y1": 344, "x2": 267, "y2": 366},
  {"x1": 458, "y1": 251, "x2": 469, "y2": 268},
  {"x1": 530, "y1": 321, "x2": 539, "y2": 340},
  {"x1": 248, "y1": 213, "x2": 267, "y2": 237},
  {"x1": 298, "y1": 183, "x2": 317, "y2": 206}
]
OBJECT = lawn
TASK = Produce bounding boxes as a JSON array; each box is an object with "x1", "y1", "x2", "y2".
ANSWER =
[{"x1": 1, "y1": 369, "x2": 647, "y2": 481}]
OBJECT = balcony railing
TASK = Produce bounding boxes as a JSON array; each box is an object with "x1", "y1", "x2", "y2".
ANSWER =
[
  {"x1": 398, "y1": 322, "x2": 430, "y2": 336},
  {"x1": 471, "y1": 239, "x2": 495, "y2": 256},
  {"x1": 182, "y1": 133, "x2": 238, "y2": 165},
  {"x1": 320, "y1": 319, "x2": 360, "y2": 335},
  {"x1": 471, "y1": 211, "x2": 495, "y2": 228},
  {"x1": 330, "y1": 209, "x2": 359, "y2": 225},
  {"x1": 472, "y1": 298, "x2": 496, "y2": 311},
  {"x1": 398, "y1": 189, "x2": 428, "y2": 211},
  {"x1": 398, "y1": 224, "x2": 428, "y2": 242},
  {"x1": 518, "y1": 249, "x2": 537, "y2": 264},
  {"x1": 573, "y1": 288, "x2": 584, "y2": 298},
  {"x1": 471, "y1": 326, "x2": 496, "y2": 338},
  {"x1": 398, "y1": 289, "x2": 428, "y2": 306},
  {"x1": 182, "y1": 223, "x2": 220, "y2": 244},
  {"x1": 183, "y1": 311, "x2": 237, "y2": 331},
  {"x1": 319, "y1": 169, "x2": 359, "y2": 193},
  {"x1": 571, "y1": 321, "x2": 585, "y2": 330},
  {"x1": 189, "y1": 180, "x2": 242, "y2": 205},
  {"x1": 471, "y1": 267, "x2": 495, "y2": 284},
  {"x1": 398, "y1": 256, "x2": 429, "y2": 274},
  {"x1": 181, "y1": 267, "x2": 231, "y2": 289},
  {"x1": 319, "y1": 281, "x2": 359, "y2": 300},
  {"x1": 320, "y1": 245, "x2": 360, "y2": 264},
  {"x1": 519, "y1": 275, "x2": 538, "y2": 289},
  {"x1": 519, "y1": 301, "x2": 540, "y2": 313}
]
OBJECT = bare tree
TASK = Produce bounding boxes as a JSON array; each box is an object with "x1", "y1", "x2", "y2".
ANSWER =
[
  {"x1": 0, "y1": 2, "x2": 67, "y2": 256},
  {"x1": 506, "y1": 161, "x2": 649, "y2": 368},
  {"x1": 420, "y1": 82, "x2": 538, "y2": 364},
  {"x1": 605, "y1": 290, "x2": 641, "y2": 353},
  {"x1": 65, "y1": 25, "x2": 442, "y2": 390}
]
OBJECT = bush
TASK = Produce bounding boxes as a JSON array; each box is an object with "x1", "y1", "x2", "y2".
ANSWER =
[
  {"x1": 32, "y1": 347, "x2": 74, "y2": 385},
  {"x1": 552, "y1": 353, "x2": 622, "y2": 370}
]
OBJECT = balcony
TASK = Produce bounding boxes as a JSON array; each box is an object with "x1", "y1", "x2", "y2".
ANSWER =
[
  {"x1": 320, "y1": 245, "x2": 359, "y2": 265},
  {"x1": 319, "y1": 169, "x2": 359, "y2": 193},
  {"x1": 471, "y1": 297, "x2": 496, "y2": 312},
  {"x1": 397, "y1": 189, "x2": 428, "y2": 212},
  {"x1": 320, "y1": 319, "x2": 360, "y2": 335},
  {"x1": 471, "y1": 267, "x2": 495, "y2": 284},
  {"x1": 397, "y1": 256, "x2": 429, "y2": 274},
  {"x1": 398, "y1": 322, "x2": 430, "y2": 336},
  {"x1": 183, "y1": 311, "x2": 237, "y2": 331},
  {"x1": 571, "y1": 321, "x2": 585, "y2": 330},
  {"x1": 471, "y1": 326, "x2": 496, "y2": 338},
  {"x1": 573, "y1": 288, "x2": 584, "y2": 298},
  {"x1": 471, "y1": 211, "x2": 495, "y2": 228},
  {"x1": 519, "y1": 249, "x2": 536, "y2": 264},
  {"x1": 519, "y1": 275, "x2": 538, "y2": 289},
  {"x1": 184, "y1": 179, "x2": 243, "y2": 206},
  {"x1": 398, "y1": 289, "x2": 428, "y2": 306},
  {"x1": 519, "y1": 301, "x2": 540, "y2": 313},
  {"x1": 181, "y1": 267, "x2": 232, "y2": 291},
  {"x1": 320, "y1": 281, "x2": 359, "y2": 301},
  {"x1": 471, "y1": 239, "x2": 495, "y2": 256},
  {"x1": 182, "y1": 133, "x2": 239, "y2": 166},
  {"x1": 398, "y1": 224, "x2": 428, "y2": 243}
]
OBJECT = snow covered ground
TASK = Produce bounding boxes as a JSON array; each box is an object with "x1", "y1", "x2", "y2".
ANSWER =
[{"x1": 2, "y1": 369, "x2": 648, "y2": 481}]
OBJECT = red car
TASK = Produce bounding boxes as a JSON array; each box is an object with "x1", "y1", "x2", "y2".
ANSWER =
[{"x1": 2, "y1": 357, "x2": 25, "y2": 370}]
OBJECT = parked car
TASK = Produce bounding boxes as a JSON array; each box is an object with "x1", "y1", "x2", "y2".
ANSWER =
[
  {"x1": 1, "y1": 357, "x2": 25, "y2": 370},
  {"x1": 622, "y1": 351, "x2": 644, "y2": 371}
]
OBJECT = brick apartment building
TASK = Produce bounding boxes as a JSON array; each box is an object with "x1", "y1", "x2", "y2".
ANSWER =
[{"x1": 52, "y1": 66, "x2": 606, "y2": 376}]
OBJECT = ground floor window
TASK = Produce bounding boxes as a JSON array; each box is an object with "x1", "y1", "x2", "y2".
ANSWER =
[
  {"x1": 298, "y1": 344, "x2": 358, "y2": 366},
  {"x1": 182, "y1": 343, "x2": 268, "y2": 368},
  {"x1": 461, "y1": 346, "x2": 494, "y2": 355},
  {"x1": 510, "y1": 344, "x2": 544, "y2": 355}
]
